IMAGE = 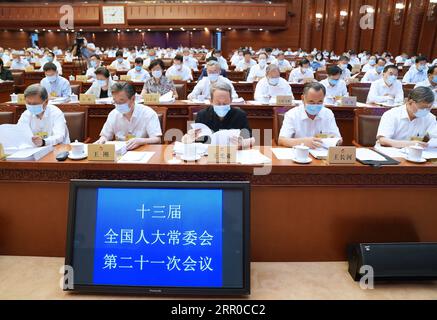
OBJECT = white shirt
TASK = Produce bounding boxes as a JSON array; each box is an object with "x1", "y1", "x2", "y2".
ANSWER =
[
  {"x1": 320, "y1": 79, "x2": 349, "y2": 105},
  {"x1": 187, "y1": 76, "x2": 238, "y2": 100},
  {"x1": 340, "y1": 67, "x2": 352, "y2": 80},
  {"x1": 361, "y1": 69, "x2": 383, "y2": 83},
  {"x1": 247, "y1": 64, "x2": 268, "y2": 82},
  {"x1": 254, "y1": 77, "x2": 294, "y2": 102},
  {"x1": 403, "y1": 65, "x2": 428, "y2": 84},
  {"x1": 183, "y1": 56, "x2": 198, "y2": 71},
  {"x1": 110, "y1": 59, "x2": 131, "y2": 71},
  {"x1": 231, "y1": 55, "x2": 243, "y2": 66},
  {"x1": 85, "y1": 66, "x2": 99, "y2": 80},
  {"x1": 362, "y1": 63, "x2": 375, "y2": 73},
  {"x1": 10, "y1": 59, "x2": 30, "y2": 70},
  {"x1": 40, "y1": 76, "x2": 72, "y2": 98},
  {"x1": 216, "y1": 56, "x2": 229, "y2": 71},
  {"x1": 288, "y1": 67, "x2": 314, "y2": 83},
  {"x1": 17, "y1": 104, "x2": 70, "y2": 146},
  {"x1": 377, "y1": 105, "x2": 437, "y2": 141},
  {"x1": 165, "y1": 64, "x2": 193, "y2": 81},
  {"x1": 236, "y1": 59, "x2": 257, "y2": 72},
  {"x1": 100, "y1": 104, "x2": 162, "y2": 141},
  {"x1": 276, "y1": 59, "x2": 292, "y2": 71},
  {"x1": 415, "y1": 79, "x2": 437, "y2": 106},
  {"x1": 127, "y1": 68, "x2": 150, "y2": 82},
  {"x1": 367, "y1": 78, "x2": 404, "y2": 104},
  {"x1": 279, "y1": 105, "x2": 341, "y2": 139}
]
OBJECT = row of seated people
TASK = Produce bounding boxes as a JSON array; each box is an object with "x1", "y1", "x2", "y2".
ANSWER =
[{"x1": 14, "y1": 81, "x2": 437, "y2": 154}]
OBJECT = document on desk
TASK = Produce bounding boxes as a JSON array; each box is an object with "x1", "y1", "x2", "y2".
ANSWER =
[
  {"x1": 0, "y1": 124, "x2": 34, "y2": 152},
  {"x1": 356, "y1": 148, "x2": 387, "y2": 161},
  {"x1": 237, "y1": 149, "x2": 272, "y2": 165},
  {"x1": 190, "y1": 123, "x2": 213, "y2": 138},
  {"x1": 375, "y1": 146, "x2": 406, "y2": 159},
  {"x1": 427, "y1": 139, "x2": 437, "y2": 148},
  {"x1": 310, "y1": 148, "x2": 328, "y2": 159},
  {"x1": 6, "y1": 146, "x2": 53, "y2": 161},
  {"x1": 118, "y1": 151, "x2": 155, "y2": 164},
  {"x1": 95, "y1": 97, "x2": 114, "y2": 104},
  {"x1": 321, "y1": 138, "x2": 342, "y2": 149},
  {"x1": 173, "y1": 141, "x2": 208, "y2": 156},
  {"x1": 422, "y1": 148, "x2": 437, "y2": 160},
  {"x1": 271, "y1": 148, "x2": 295, "y2": 160},
  {"x1": 159, "y1": 91, "x2": 175, "y2": 103},
  {"x1": 211, "y1": 129, "x2": 241, "y2": 146}
]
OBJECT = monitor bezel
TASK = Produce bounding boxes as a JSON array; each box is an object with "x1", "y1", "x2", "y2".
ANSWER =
[{"x1": 64, "y1": 179, "x2": 251, "y2": 296}]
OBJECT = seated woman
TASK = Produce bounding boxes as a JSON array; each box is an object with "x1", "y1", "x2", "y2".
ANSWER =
[
  {"x1": 85, "y1": 67, "x2": 113, "y2": 98},
  {"x1": 140, "y1": 59, "x2": 178, "y2": 99},
  {"x1": 183, "y1": 82, "x2": 254, "y2": 149},
  {"x1": 0, "y1": 58, "x2": 13, "y2": 81}
]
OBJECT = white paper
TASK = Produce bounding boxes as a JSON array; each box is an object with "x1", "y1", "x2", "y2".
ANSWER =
[
  {"x1": 232, "y1": 97, "x2": 245, "y2": 103},
  {"x1": 237, "y1": 149, "x2": 272, "y2": 165},
  {"x1": 427, "y1": 139, "x2": 437, "y2": 148},
  {"x1": 310, "y1": 148, "x2": 328, "y2": 159},
  {"x1": 159, "y1": 91, "x2": 175, "y2": 103},
  {"x1": 173, "y1": 141, "x2": 208, "y2": 156},
  {"x1": 271, "y1": 148, "x2": 295, "y2": 160},
  {"x1": 95, "y1": 97, "x2": 114, "y2": 104},
  {"x1": 6, "y1": 146, "x2": 53, "y2": 161},
  {"x1": 321, "y1": 138, "x2": 342, "y2": 149},
  {"x1": 211, "y1": 129, "x2": 240, "y2": 146},
  {"x1": 375, "y1": 146, "x2": 406, "y2": 159},
  {"x1": 118, "y1": 151, "x2": 155, "y2": 164},
  {"x1": 190, "y1": 99, "x2": 211, "y2": 104},
  {"x1": 356, "y1": 148, "x2": 387, "y2": 161},
  {"x1": 190, "y1": 123, "x2": 213, "y2": 138},
  {"x1": 422, "y1": 148, "x2": 437, "y2": 160},
  {"x1": 0, "y1": 124, "x2": 34, "y2": 151},
  {"x1": 105, "y1": 141, "x2": 127, "y2": 156}
]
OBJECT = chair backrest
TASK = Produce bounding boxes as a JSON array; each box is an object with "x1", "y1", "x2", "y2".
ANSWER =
[
  {"x1": 11, "y1": 71, "x2": 25, "y2": 85},
  {"x1": 0, "y1": 111, "x2": 14, "y2": 125},
  {"x1": 151, "y1": 106, "x2": 168, "y2": 143},
  {"x1": 273, "y1": 106, "x2": 294, "y2": 145},
  {"x1": 173, "y1": 81, "x2": 187, "y2": 100},
  {"x1": 59, "y1": 106, "x2": 88, "y2": 143},
  {"x1": 353, "y1": 107, "x2": 390, "y2": 147},
  {"x1": 348, "y1": 83, "x2": 372, "y2": 103},
  {"x1": 188, "y1": 105, "x2": 207, "y2": 123},
  {"x1": 70, "y1": 84, "x2": 81, "y2": 96},
  {"x1": 403, "y1": 84, "x2": 415, "y2": 99}
]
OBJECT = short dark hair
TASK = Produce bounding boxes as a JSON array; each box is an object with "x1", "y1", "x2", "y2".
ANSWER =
[
  {"x1": 339, "y1": 55, "x2": 350, "y2": 62},
  {"x1": 95, "y1": 67, "x2": 110, "y2": 78},
  {"x1": 111, "y1": 82, "x2": 136, "y2": 99},
  {"x1": 428, "y1": 65, "x2": 437, "y2": 75},
  {"x1": 376, "y1": 57, "x2": 386, "y2": 64},
  {"x1": 134, "y1": 57, "x2": 144, "y2": 64},
  {"x1": 243, "y1": 50, "x2": 251, "y2": 56},
  {"x1": 299, "y1": 59, "x2": 310, "y2": 66},
  {"x1": 173, "y1": 55, "x2": 183, "y2": 63},
  {"x1": 115, "y1": 50, "x2": 123, "y2": 58},
  {"x1": 408, "y1": 86, "x2": 435, "y2": 104},
  {"x1": 303, "y1": 82, "x2": 326, "y2": 96},
  {"x1": 383, "y1": 65, "x2": 398, "y2": 73},
  {"x1": 327, "y1": 65, "x2": 342, "y2": 76},
  {"x1": 415, "y1": 55, "x2": 428, "y2": 63},
  {"x1": 90, "y1": 54, "x2": 100, "y2": 60},
  {"x1": 43, "y1": 62, "x2": 57, "y2": 72},
  {"x1": 206, "y1": 56, "x2": 218, "y2": 63},
  {"x1": 148, "y1": 59, "x2": 165, "y2": 71}
]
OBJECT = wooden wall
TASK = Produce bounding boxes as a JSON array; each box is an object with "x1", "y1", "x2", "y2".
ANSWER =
[{"x1": 0, "y1": 0, "x2": 436, "y2": 58}]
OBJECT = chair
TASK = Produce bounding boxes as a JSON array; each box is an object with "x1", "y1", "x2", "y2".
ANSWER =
[
  {"x1": 188, "y1": 105, "x2": 208, "y2": 122},
  {"x1": 348, "y1": 83, "x2": 372, "y2": 103},
  {"x1": 173, "y1": 81, "x2": 187, "y2": 100},
  {"x1": 352, "y1": 107, "x2": 390, "y2": 147},
  {"x1": 150, "y1": 106, "x2": 168, "y2": 143},
  {"x1": 70, "y1": 84, "x2": 81, "y2": 96},
  {"x1": 403, "y1": 84, "x2": 415, "y2": 99},
  {"x1": 11, "y1": 71, "x2": 25, "y2": 85},
  {"x1": 0, "y1": 111, "x2": 15, "y2": 125},
  {"x1": 60, "y1": 105, "x2": 89, "y2": 143},
  {"x1": 273, "y1": 106, "x2": 294, "y2": 145},
  {"x1": 315, "y1": 71, "x2": 328, "y2": 81}
]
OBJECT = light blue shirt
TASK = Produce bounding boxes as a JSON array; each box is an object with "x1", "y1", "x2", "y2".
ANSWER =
[
  {"x1": 403, "y1": 65, "x2": 428, "y2": 84},
  {"x1": 40, "y1": 76, "x2": 72, "y2": 98}
]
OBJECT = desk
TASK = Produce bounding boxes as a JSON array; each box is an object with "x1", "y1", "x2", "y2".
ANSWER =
[
  {"x1": 1, "y1": 256, "x2": 436, "y2": 299},
  {"x1": 1, "y1": 145, "x2": 436, "y2": 261}
]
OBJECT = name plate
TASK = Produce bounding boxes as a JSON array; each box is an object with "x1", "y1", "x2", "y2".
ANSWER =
[
  {"x1": 347, "y1": 77, "x2": 360, "y2": 84},
  {"x1": 17, "y1": 94, "x2": 25, "y2": 104},
  {"x1": 76, "y1": 75, "x2": 88, "y2": 83},
  {"x1": 328, "y1": 147, "x2": 356, "y2": 165},
  {"x1": 120, "y1": 75, "x2": 132, "y2": 81},
  {"x1": 169, "y1": 75, "x2": 182, "y2": 81},
  {"x1": 25, "y1": 66, "x2": 35, "y2": 72},
  {"x1": 79, "y1": 94, "x2": 96, "y2": 104},
  {"x1": 88, "y1": 144, "x2": 116, "y2": 162},
  {"x1": 207, "y1": 145, "x2": 237, "y2": 164},
  {"x1": 34, "y1": 62, "x2": 41, "y2": 68},
  {"x1": 143, "y1": 93, "x2": 160, "y2": 104},
  {"x1": 341, "y1": 96, "x2": 357, "y2": 107},
  {"x1": 0, "y1": 143, "x2": 5, "y2": 160},
  {"x1": 276, "y1": 95, "x2": 294, "y2": 105},
  {"x1": 352, "y1": 64, "x2": 361, "y2": 73}
]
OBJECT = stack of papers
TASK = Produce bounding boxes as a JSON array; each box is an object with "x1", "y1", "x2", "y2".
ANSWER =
[
  {"x1": 159, "y1": 91, "x2": 175, "y2": 103},
  {"x1": 173, "y1": 141, "x2": 208, "y2": 156},
  {"x1": 237, "y1": 149, "x2": 272, "y2": 165},
  {"x1": 232, "y1": 97, "x2": 245, "y2": 103},
  {"x1": 106, "y1": 141, "x2": 127, "y2": 156},
  {"x1": 271, "y1": 148, "x2": 295, "y2": 160},
  {"x1": 356, "y1": 148, "x2": 387, "y2": 161},
  {"x1": 321, "y1": 138, "x2": 342, "y2": 149},
  {"x1": 95, "y1": 97, "x2": 114, "y2": 104},
  {"x1": 190, "y1": 99, "x2": 211, "y2": 104},
  {"x1": 190, "y1": 123, "x2": 240, "y2": 146},
  {"x1": 118, "y1": 151, "x2": 155, "y2": 164},
  {"x1": 375, "y1": 146, "x2": 406, "y2": 159},
  {"x1": 6, "y1": 146, "x2": 53, "y2": 161},
  {"x1": 0, "y1": 124, "x2": 34, "y2": 152}
]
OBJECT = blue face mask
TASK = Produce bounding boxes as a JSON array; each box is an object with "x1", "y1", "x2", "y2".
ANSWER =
[
  {"x1": 432, "y1": 76, "x2": 437, "y2": 84},
  {"x1": 90, "y1": 61, "x2": 97, "y2": 68},
  {"x1": 208, "y1": 73, "x2": 220, "y2": 82},
  {"x1": 135, "y1": 65, "x2": 143, "y2": 71},
  {"x1": 115, "y1": 103, "x2": 131, "y2": 114},
  {"x1": 97, "y1": 79, "x2": 107, "y2": 87},
  {"x1": 26, "y1": 104, "x2": 44, "y2": 115},
  {"x1": 385, "y1": 75, "x2": 397, "y2": 86},
  {"x1": 376, "y1": 66, "x2": 384, "y2": 73},
  {"x1": 117, "y1": 58, "x2": 124, "y2": 63},
  {"x1": 369, "y1": 60, "x2": 376, "y2": 66},
  {"x1": 213, "y1": 105, "x2": 231, "y2": 118},
  {"x1": 328, "y1": 78, "x2": 339, "y2": 86},
  {"x1": 414, "y1": 108, "x2": 431, "y2": 118},
  {"x1": 46, "y1": 75, "x2": 57, "y2": 83},
  {"x1": 268, "y1": 77, "x2": 280, "y2": 86},
  {"x1": 417, "y1": 65, "x2": 426, "y2": 72},
  {"x1": 47, "y1": 57, "x2": 54, "y2": 62},
  {"x1": 305, "y1": 104, "x2": 323, "y2": 116}
]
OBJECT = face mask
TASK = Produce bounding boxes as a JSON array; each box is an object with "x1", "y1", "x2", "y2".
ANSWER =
[
  {"x1": 135, "y1": 65, "x2": 142, "y2": 72},
  {"x1": 152, "y1": 70, "x2": 162, "y2": 78},
  {"x1": 414, "y1": 108, "x2": 431, "y2": 118},
  {"x1": 149, "y1": 56, "x2": 155, "y2": 61},
  {"x1": 46, "y1": 75, "x2": 57, "y2": 83},
  {"x1": 175, "y1": 64, "x2": 182, "y2": 70},
  {"x1": 47, "y1": 57, "x2": 54, "y2": 62},
  {"x1": 369, "y1": 60, "x2": 376, "y2": 66},
  {"x1": 268, "y1": 77, "x2": 280, "y2": 86},
  {"x1": 97, "y1": 79, "x2": 107, "y2": 87},
  {"x1": 328, "y1": 78, "x2": 339, "y2": 86},
  {"x1": 432, "y1": 76, "x2": 437, "y2": 84},
  {"x1": 115, "y1": 103, "x2": 131, "y2": 114},
  {"x1": 0, "y1": 53, "x2": 3, "y2": 57},
  {"x1": 376, "y1": 66, "x2": 384, "y2": 73},
  {"x1": 117, "y1": 58, "x2": 124, "y2": 63},
  {"x1": 305, "y1": 104, "x2": 323, "y2": 116},
  {"x1": 385, "y1": 75, "x2": 397, "y2": 86},
  {"x1": 258, "y1": 59, "x2": 267, "y2": 67},
  {"x1": 26, "y1": 104, "x2": 44, "y2": 115},
  {"x1": 417, "y1": 65, "x2": 426, "y2": 72},
  {"x1": 213, "y1": 105, "x2": 231, "y2": 118},
  {"x1": 208, "y1": 73, "x2": 219, "y2": 82},
  {"x1": 90, "y1": 61, "x2": 97, "y2": 68}
]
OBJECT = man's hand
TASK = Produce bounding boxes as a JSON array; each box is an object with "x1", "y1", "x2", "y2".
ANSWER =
[
  {"x1": 181, "y1": 129, "x2": 201, "y2": 144},
  {"x1": 301, "y1": 137, "x2": 323, "y2": 149},
  {"x1": 94, "y1": 137, "x2": 107, "y2": 145},
  {"x1": 32, "y1": 136, "x2": 43, "y2": 147},
  {"x1": 126, "y1": 138, "x2": 144, "y2": 151}
]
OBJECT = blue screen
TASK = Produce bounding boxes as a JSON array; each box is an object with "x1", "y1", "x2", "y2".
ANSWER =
[{"x1": 93, "y1": 188, "x2": 223, "y2": 287}]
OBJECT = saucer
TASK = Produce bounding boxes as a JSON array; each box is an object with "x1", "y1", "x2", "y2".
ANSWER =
[
  {"x1": 406, "y1": 157, "x2": 427, "y2": 164},
  {"x1": 180, "y1": 154, "x2": 202, "y2": 162},
  {"x1": 68, "y1": 152, "x2": 87, "y2": 160},
  {"x1": 291, "y1": 157, "x2": 312, "y2": 164}
]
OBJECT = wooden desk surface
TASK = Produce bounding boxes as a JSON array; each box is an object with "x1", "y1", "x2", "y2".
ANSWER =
[{"x1": 1, "y1": 256, "x2": 436, "y2": 300}]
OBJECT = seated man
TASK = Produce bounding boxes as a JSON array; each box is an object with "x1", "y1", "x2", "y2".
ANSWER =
[
  {"x1": 361, "y1": 58, "x2": 386, "y2": 83},
  {"x1": 198, "y1": 56, "x2": 227, "y2": 81},
  {"x1": 415, "y1": 65, "x2": 437, "y2": 106},
  {"x1": 85, "y1": 54, "x2": 102, "y2": 80},
  {"x1": 109, "y1": 50, "x2": 131, "y2": 71},
  {"x1": 188, "y1": 60, "x2": 238, "y2": 100},
  {"x1": 403, "y1": 56, "x2": 428, "y2": 84},
  {"x1": 319, "y1": 65, "x2": 348, "y2": 105},
  {"x1": 165, "y1": 55, "x2": 193, "y2": 81},
  {"x1": 212, "y1": 50, "x2": 229, "y2": 71},
  {"x1": 276, "y1": 51, "x2": 292, "y2": 72},
  {"x1": 96, "y1": 82, "x2": 162, "y2": 151},
  {"x1": 17, "y1": 84, "x2": 70, "y2": 146},
  {"x1": 337, "y1": 55, "x2": 352, "y2": 81},
  {"x1": 127, "y1": 57, "x2": 150, "y2": 82},
  {"x1": 288, "y1": 59, "x2": 314, "y2": 83},
  {"x1": 278, "y1": 82, "x2": 342, "y2": 149},
  {"x1": 254, "y1": 64, "x2": 294, "y2": 102},
  {"x1": 247, "y1": 52, "x2": 268, "y2": 82},
  {"x1": 377, "y1": 86, "x2": 437, "y2": 148},
  {"x1": 39, "y1": 51, "x2": 62, "y2": 75},
  {"x1": 184, "y1": 82, "x2": 254, "y2": 149},
  {"x1": 40, "y1": 62, "x2": 71, "y2": 99},
  {"x1": 367, "y1": 65, "x2": 404, "y2": 105},
  {"x1": 10, "y1": 51, "x2": 30, "y2": 70},
  {"x1": 236, "y1": 50, "x2": 257, "y2": 72}
]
